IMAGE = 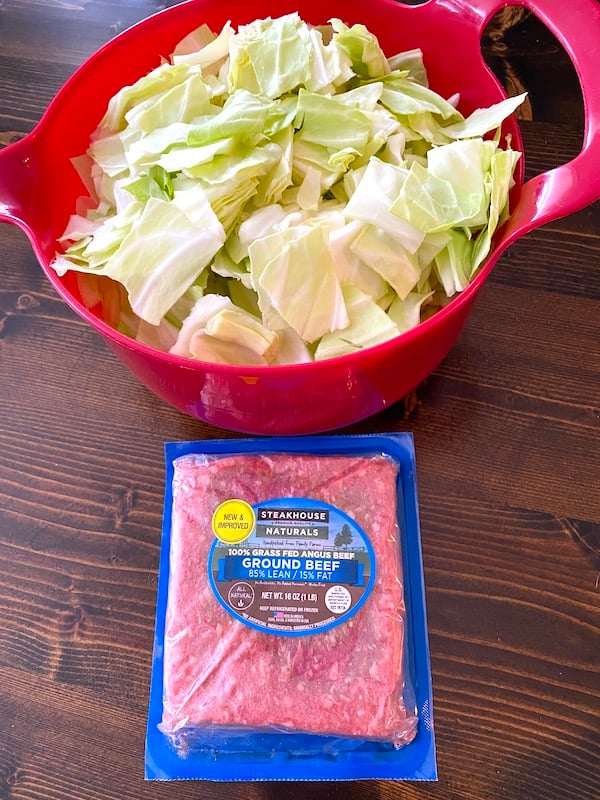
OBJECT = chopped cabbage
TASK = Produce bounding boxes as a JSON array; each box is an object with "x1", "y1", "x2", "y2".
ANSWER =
[{"x1": 51, "y1": 13, "x2": 525, "y2": 365}]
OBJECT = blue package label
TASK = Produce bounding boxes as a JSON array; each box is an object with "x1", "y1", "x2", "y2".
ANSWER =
[{"x1": 208, "y1": 497, "x2": 375, "y2": 636}]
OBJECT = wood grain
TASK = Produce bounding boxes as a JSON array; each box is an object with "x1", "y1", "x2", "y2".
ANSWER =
[{"x1": 0, "y1": 1, "x2": 599, "y2": 799}]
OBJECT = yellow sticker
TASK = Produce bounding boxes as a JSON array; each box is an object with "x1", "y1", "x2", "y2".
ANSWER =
[{"x1": 211, "y1": 499, "x2": 256, "y2": 544}]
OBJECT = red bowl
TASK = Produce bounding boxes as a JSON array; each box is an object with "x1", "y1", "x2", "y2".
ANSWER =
[{"x1": 1, "y1": 0, "x2": 599, "y2": 434}]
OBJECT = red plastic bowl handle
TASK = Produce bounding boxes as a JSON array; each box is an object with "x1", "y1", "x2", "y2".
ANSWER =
[
  {"x1": 466, "y1": 0, "x2": 600, "y2": 246},
  {"x1": 0, "y1": 135, "x2": 33, "y2": 231},
  {"x1": 0, "y1": 133, "x2": 50, "y2": 269}
]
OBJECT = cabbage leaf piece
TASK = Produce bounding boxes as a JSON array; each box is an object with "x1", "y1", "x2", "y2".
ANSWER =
[
  {"x1": 314, "y1": 284, "x2": 400, "y2": 360},
  {"x1": 170, "y1": 293, "x2": 279, "y2": 365},
  {"x1": 249, "y1": 224, "x2": 348, "y2": 343}
]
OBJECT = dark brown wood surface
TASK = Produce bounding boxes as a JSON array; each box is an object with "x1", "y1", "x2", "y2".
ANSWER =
[{"x1": 0, "y1": 2, "x2": 598, "y2": 798}]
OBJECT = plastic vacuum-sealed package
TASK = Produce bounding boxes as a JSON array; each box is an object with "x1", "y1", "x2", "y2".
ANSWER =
[{"x1": 145, "y1": 434, "x2": 436, "y2": 781}]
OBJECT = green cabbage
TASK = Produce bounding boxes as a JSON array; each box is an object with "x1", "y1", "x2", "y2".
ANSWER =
[{"x1": 52, "y1": 13, "x2": 525, "y2": 365}]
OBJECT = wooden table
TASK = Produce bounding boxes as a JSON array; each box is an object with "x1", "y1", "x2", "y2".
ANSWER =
[{"x1": 1, "y1": 2, "x2": 598, "y2": 798}]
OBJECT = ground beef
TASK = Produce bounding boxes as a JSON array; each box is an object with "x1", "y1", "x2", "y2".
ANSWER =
[{"x1": 160, "y1": 453, "x2": 418, "y2": 746}]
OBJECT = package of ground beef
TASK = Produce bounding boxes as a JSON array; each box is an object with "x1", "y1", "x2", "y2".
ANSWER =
[{"x1": 145, "y1": 434, "x2": 436, "y2": 782}]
